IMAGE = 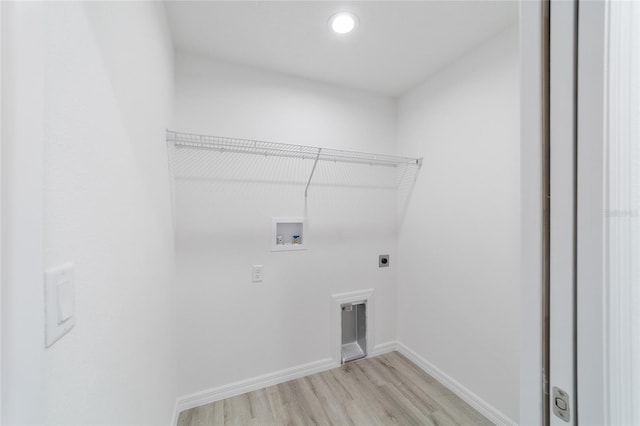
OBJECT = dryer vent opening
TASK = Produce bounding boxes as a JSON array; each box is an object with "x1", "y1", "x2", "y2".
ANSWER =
[{"x1": 341, "y1": 302, "x2": 366, "y2": 363}]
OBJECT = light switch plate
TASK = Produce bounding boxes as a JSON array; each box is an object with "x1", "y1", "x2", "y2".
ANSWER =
[
  {"x1": 56, "y1": 280, "x2": 74, "y2": 323},
  {"x1": 45, "y1": 263, "x2": 75, "y2": 347}
]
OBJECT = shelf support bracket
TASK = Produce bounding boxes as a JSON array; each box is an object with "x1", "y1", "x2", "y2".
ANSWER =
[{"x1": 305, "y1": 148, "x2": 322, "y2": 198}]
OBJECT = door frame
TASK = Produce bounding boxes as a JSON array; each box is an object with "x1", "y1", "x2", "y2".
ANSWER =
[
  {"x1": 520, "y1": 1, "x2": 548, "y2": 424},
  {"x1": 576, "y1": 0, "x2": 607, "y2": 424},
  {"x1": 548, "y1": 0, "x2": 578, "y2": 424}
]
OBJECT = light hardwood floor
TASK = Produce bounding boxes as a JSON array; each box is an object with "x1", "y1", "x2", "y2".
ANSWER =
[{"x1": 177, "y1": 351, "x2": 492, "y2": 426}]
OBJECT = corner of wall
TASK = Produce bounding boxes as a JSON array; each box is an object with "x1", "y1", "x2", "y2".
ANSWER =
[
  {"x1": 395, "y1": 21, "x2": 521, "y2": 423},
  {"x1": 397, "y1": 342, "x2": 518, "y2": 426}
]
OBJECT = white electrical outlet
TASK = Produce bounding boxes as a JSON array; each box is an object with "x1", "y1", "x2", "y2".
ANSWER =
[{"x1": 252, "y1": 265, "x2": 263, "y2": 283}]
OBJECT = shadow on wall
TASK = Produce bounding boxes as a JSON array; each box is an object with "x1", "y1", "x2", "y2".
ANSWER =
[
  {"x1": 166, "y1": 133, "x2": 422, "y2": 232},
  {"x1": 396, "y1": 161, "x2": 422, "y2": 230}
]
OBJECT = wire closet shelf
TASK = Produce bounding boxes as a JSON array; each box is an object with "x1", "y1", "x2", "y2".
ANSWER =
[{"x1": 166, "y1": 130, "x2": 423, "y2": 197}]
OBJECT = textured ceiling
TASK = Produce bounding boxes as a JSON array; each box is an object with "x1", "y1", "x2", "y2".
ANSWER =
[{"x1": 165, "y1": 1, "x2": 518, "y2": 96}]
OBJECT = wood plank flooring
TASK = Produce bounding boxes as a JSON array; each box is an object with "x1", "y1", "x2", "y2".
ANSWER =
[{"x1": 177, "y1": 351, "x2": 492, "y2": 426}]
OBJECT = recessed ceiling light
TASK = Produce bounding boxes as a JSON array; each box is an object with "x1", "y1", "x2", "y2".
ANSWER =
[{"x1": 329, "y1": 12, "x2": 358, "y2": 34}]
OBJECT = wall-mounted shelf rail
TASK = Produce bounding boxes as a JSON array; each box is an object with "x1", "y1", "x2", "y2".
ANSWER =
[{"x1": 166, "y1": 130, "x2": 422, "y2": 197}]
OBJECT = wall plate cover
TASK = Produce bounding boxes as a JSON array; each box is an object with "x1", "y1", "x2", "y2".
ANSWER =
[
  {"x1": 252, "y1": 265, "x2": 263, "y2": 283},
  {"x1": 379, "y1": 254, "x2": 390, "y2": 267},
  {"x1": 45, "y1": 263, "x2": 76, "y2": 347}
]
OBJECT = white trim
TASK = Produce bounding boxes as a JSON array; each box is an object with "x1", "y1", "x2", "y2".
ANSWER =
[
  {"x1": 330, "y1": 289, "x2": 375, "y2": 364},
  {"x1": 0, "y1": 1, "x2": 3, "y2": 420},
  {"x1": 170, "y1": 402, "x2": 179, "y2": 426},
  {"x1": 397, "y1": 343, "x2": 517, "y2": 426},
  {"x1": 519, "y1": 2, "x2": 545, "y2": 424},
  {"x1": 370, "y1": 341, "x2": 398, "y2": 357},
  {"x1": 576, "y1": 1, "x2": 607, "y2": 424},
  {"x1": 173, "y1": 357, "x2": 338, "y2": 422},
  {"x1": 598, "y1": 2, "x2": 640, "y2": 423},
  {"x1": 549, "y1": 2, "x2": 578, "y2": 424},
  {"x1": 172, "y1": 341, "x2": 514, "y2": 425}
]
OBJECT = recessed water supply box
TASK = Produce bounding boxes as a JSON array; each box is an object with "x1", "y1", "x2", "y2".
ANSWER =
[
  {"x1": 341, "y1": 301, "x2": 367, "y2": 363},
  {"x1": 272, "y1": 217, "x2": 305, "y2": 252}
]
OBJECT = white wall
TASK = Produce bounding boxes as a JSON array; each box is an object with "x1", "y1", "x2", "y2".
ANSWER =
[
  {"x1": 396, "y1": 26, "x2": 521, "y2": 423},
  {"x1": 174, "y1": 53, "x2": 399, "y2": 396},
  {"x1": 1, "y1": 3, "x2": 46, "y2": 423},
  {"x1": 2, "y1": 2, "x2": 177, "y2": 424},
  {"x1": 2, "y1": 5, "x2": 521, "y2": 422}
]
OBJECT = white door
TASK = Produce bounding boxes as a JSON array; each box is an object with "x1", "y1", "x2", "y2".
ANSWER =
[
  {"x1": 551, "y1": 0, "x2": 640, "y2": 424},
  {"x1": 576, "y1": 0, "x2": 640, "y2": 424}
]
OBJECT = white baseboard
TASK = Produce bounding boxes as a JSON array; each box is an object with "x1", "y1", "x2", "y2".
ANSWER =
[
  {"x1": 173, "y1": 357, "x2": 338, "y2": 422},
  {"x1": 170, "y1": 401, "x2": 179, "y2": 426},
  {"x1": 173, "y1": 342, "x2": 398, "y2": 423},
  {"x1": 173, "y1": 341, "x2": 515, "y2": 426},
  {"x1": 370, "y1": 340, "x2": 399, "y2": 356},
  {"x1": 396, "y1": 342, "x2": 517, "y2": 426}
]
